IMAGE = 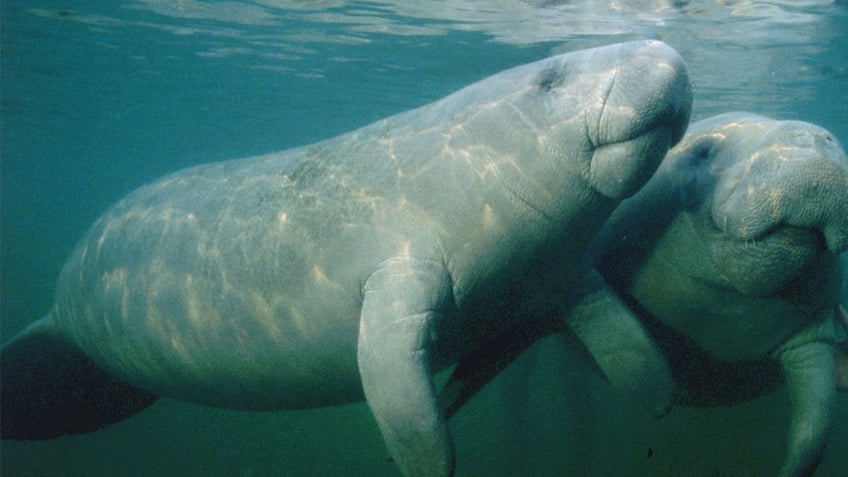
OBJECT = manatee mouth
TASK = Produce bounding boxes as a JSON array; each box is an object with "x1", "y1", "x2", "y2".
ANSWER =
[
  {"x1": 585, "y1": 40, "x2": 692, "y2": 200},
  {"x1": 712, "y1": 177, "x2": 847, "y2": 256},
  {"x1": 712, "y1": 196, "x2": 839, "y2": 257},
  {"x1": 708, "y1": 223, "x2": 832, "y2": 298},
  {"x1": 733, "y1": 223, "x2": 829, "y2": 253},
  {"x1": 711, "y1": 138, "x2": 848, "y2": 255}
]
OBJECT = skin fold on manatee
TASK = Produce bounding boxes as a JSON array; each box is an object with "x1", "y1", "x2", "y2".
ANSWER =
[
  {"x1": 442, "y1": 113, "x2": 848, "y2": 477},
  {"x1": 0, "y1": 40, "x2": 693, "y2": 477}
]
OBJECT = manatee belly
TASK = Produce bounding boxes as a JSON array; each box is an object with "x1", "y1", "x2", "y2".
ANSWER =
[
  {"x1": 628, "y1": 243, "x2": 843, "y2": 361},
  {"x1": 54, "y1": 255, "x2": 366, "y2": 409}
]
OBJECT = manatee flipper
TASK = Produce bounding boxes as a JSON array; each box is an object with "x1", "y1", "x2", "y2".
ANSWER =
[
  {"x1": 563, "y1": 272, "x2": 675, "y2": 417},
  {"x1": 357, "y1": 258, "x2": 455, "y2": 477},
  {"x1": 440, "y1": 271, "x2": 674, "y2": 420},
  {"x1": 773, "y1": 316, "x2": 838, "y2": 477},
  {"x1": 0, "y1": 315, "x2": 157, "y2": 440}
]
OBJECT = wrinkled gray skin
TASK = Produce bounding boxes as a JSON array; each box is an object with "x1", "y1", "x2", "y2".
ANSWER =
[
  {"x1": 444, "y1": 113, "x2": 848, "y2": 477},
  {"x1": 0, "y1": 41, "x2": 692, "y2": 477}
]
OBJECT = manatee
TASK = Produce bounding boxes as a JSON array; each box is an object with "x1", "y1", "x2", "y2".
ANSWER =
[
  {"x1": 442, "y1": 113, "x2": 848, "y2": 477},
  {"x1": 594, "y1": 112, "x2": 848, "y2": 477},
  {"x1": 0, "y1": 40, "x2": 692, "y2": 476}
]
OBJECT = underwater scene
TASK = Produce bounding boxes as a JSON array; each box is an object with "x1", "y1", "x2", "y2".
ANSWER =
[{"x1": 1, "y1": 1, "x2": 847, "y2": 476}]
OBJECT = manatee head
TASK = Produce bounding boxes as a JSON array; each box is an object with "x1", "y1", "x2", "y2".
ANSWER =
[
  {"x1": 537, "y1": 40, "x2": 693, "y2": 200},
  {"x1": 577, "y1": 40, "x2": 693, "y2": 200},
  {"x1": 455, "y1": 40, "x2": 692, "y2": 214},
  {"x1": 712, "y1": 116, "x2": 848, "y2": 251},
  {"x1": 695, "y1": 113, "x2": 848, "y2": 298},
  {"x1": 594, "y1": 112, "x2": 847, "y2": 359}
]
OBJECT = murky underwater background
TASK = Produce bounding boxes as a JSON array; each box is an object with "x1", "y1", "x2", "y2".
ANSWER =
[{"x1": 1, "y1": 1, "x2": 847, "y2": 475}]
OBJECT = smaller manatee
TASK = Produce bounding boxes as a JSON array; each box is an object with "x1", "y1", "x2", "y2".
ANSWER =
[
  {"x1": 594, "y1": 112, "x2": 848, "y2": 477},
  {"x1": 443, "y1": 112, "x2": 848, "y2": 477}
]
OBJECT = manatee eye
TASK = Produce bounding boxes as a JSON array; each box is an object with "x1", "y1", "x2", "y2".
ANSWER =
[
  {"x1": 678, "y1": 140, "x2": 714, "y2": 210},
  {"x1": 688, "y1": 141, "x2": 711, "y2": 167},
  {"x1": 535, "y1": 67, "x2": 564, "y2": 93}
]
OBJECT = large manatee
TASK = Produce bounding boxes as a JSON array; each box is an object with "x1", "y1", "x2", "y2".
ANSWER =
[
  {"x1": 0, "y1": 41, "x2": 692, "y2": 476},
  {"x1": 443, "y1": 112, "x2": 848, "y2": 477}
]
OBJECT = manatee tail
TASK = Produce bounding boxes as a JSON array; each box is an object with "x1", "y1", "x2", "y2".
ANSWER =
[{"x1": 0, "y1": 315, "x2": 158, "y2": 440}]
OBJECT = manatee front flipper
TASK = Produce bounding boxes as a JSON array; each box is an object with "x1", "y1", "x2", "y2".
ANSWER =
[
  {"x1": 1, "y1": 315, "x2": 157, "y2": 440},
  {"x1": 563, "y1": 271, "x2": 674, "y2": 417},
  {"x1": 773, "y1": 316, "x2": 839, "y2": 477},
  {"x1": 357, "y1": 257, "x2": 455, "y2": 477},
  {"x1": 440, "y1": 271, "x2": 674, "y2": 420}
]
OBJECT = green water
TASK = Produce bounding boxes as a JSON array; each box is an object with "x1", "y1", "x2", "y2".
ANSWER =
[{"x1": 2, "y1": 1, "x2": 846, "y2": 475}]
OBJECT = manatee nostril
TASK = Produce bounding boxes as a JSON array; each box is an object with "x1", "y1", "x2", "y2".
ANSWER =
[{"x1": 534, "y1": 67, "x2": 565, "y2": 93}]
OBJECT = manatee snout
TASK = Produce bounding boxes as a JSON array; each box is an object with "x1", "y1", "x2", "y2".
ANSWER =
[
  {"x1": 602, "y1": 40, "x2": 693, "y2": 145},
  {"x1": 588, "y1": 40, "x2": 693, "y2": 200},
  {"x1": 713, "y1": 121, "x2": 848, "y2": 253}
]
